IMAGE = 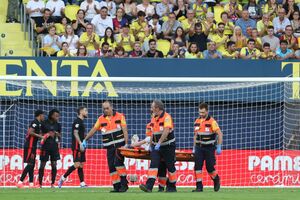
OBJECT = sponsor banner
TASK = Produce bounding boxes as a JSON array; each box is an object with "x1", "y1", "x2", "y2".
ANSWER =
[
  {"x1": 0, "y1": 149, "x2": 299, "y2": 187},
  {"x1": 0, "y1": 58, "x2": 299, "y2": 100}
]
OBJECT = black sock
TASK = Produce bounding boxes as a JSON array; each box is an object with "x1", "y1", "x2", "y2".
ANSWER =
[
  {"x1": 120, "y1": 175, "x2": 128, "y2": 186},
  {"x1": 51, "y1": 166, "x2": 57, "y2": 184},
  {"x1": 28, "y1": 164, "x2": 34, "y2": 183},
  {"x1": 20, "y1": 164, "x2": 31, "y2": 182},
  {"x1": 77, "y1": 167, "x2": 84, "y2": 182},
  {"x1": 38, "y1": 166, "x2": 45, "y2": 185},
  {"x1": 64, "y1": 165, "x2": 76, "y2": 178}
]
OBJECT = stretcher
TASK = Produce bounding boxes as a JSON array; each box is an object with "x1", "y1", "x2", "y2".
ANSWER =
[{"x1": 118, "y1": 147, "x2": 195, "y2": 161}]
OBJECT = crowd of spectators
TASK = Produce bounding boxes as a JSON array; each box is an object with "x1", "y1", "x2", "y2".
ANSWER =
[{"x1": 20, "y1": 0, "x2": 300, "y2": 59}]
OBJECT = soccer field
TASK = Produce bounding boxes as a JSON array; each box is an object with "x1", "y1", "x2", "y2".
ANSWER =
[{"x1": 1, "y1": 188, "x2": 299, "y2": 200}]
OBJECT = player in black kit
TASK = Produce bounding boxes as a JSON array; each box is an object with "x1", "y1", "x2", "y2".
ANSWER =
[
  {"x1": 58, "y1": 106, "x2": 88, "y2": 188},
  {"x1": 17, "y1": 110, "x2": 45, "y2": 188},
  {"x1": 38, "y1": 109, "x2": 62, "y2": 188}
]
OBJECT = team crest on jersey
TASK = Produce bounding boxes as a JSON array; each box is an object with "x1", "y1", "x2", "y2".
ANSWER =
[
  {"x1": 205, "y1": 127, "x2": 210, "y2": 132},
  {"x1": 159, "y1": 126, "x2": 163, "y2": 131},
  {"x1": 75, "y1": 124, "x2": 79, "y2": 128},
  {"x1": 32, "y1": 123, "x2": 36, "y2": 127},
  {"x1": 117, "y1": 124, "x2": 121, "y2": 129}
]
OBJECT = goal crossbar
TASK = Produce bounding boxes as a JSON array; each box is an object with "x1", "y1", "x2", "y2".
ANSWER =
[{"x1": 0, "y1": 76, "x2": 298, "y2": 82}]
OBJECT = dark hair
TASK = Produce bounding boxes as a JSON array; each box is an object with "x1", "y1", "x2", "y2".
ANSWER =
[
  {"x1": 101, "y1": 6, "x2": 108, "y2": 11},
  {"x1": 77, "y1": 106, "x2": 86, "y2": 115},
  {"x1": 169, "y1": 12, "x2": 176, "y2": 17},
  {"x1": 62, "y1": 42, "x2": 68, "y2": 47},
  {"x1": 220, "y1": 11, "x2": 228, "y2": 19},
  {"x1": 137, "y1": 11, "x2": 146, "y2": 17},
  {"x1": 218, "y1": 22, "x2": 225, "y2": 27},
  {"x1": 199, "y1": 103, "x2": 208, "y2": 111},
  {"x1": 285, "y1": 25, "x2": 293, "y2": 30},
  {"x1": 104, "y1": 27, "x2": 115, "y2": 43},
  {"x1": 77, "y1": 9, "x2": 85, "y2": 15},
  {"x1": 102, "y1": 42, "x2": 110, "y2": 47},
  {"x1": 227, "y1": 41, "x2": 235, "y2": 48},
  {"x1": 247, "y1": 38, "x2": 255, "y2": 44},
  {"x1": 152, "y1": 14, "x2": 159, "y2": 19},
  {"x1": 263, "y1": 42, "x2": 270, "y2": 48},
  {"x1": 35, "y1": 110, "x2": 44, "y2": 117},
  {"x1": 188, "y1": 42, "x2": 199, "y2": 53},
  {"x1": 152, "y1": 100, "x2": 164, "y2": 110},
  {"x1": 61, "y1": 16, "x2": 71, "y2": 24},
  {"x1": 174, "y1": 26, "x2": 185, "y2": 41},
  {"x1": 280, "y1": 40, "x2": 288, "y2": 45},
  {"x1": 44, "y1": 8, "x2": 51, "y2": 13},
  {"x1": 48, "y1": 109, "x2": 60, "y2": 120},
  {"x1": 103, "y1": 100, "x2": 113, "y2": 107},
  {"x1": 267, "y1": 25, "x2": 274, "y2": 30},
  {"x1": 149, "y1": 39, "x2": 156, "y2": 45}
]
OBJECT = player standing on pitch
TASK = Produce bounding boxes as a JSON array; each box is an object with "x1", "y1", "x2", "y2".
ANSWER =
[
  {"x1": 38, "y1": 109, "x2": 62, "y2": 188},
  {"x1": 193, "y1": 103, "x2": 223, "y2": 192},
  {"x1": 17, "y1": 110, "x2": 45, "y2": 188},
  {"x1": 58, "y1": 106, "x2": 88, "y2": 188},
  {"x1": 139, "y1": 100, "x2": 177, "y2": 192},
  {"x1": 82, "y1": 101, "x2": 129, "y2": 192}
]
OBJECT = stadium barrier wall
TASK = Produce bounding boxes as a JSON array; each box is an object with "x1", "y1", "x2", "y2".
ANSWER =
[{"x1": 0, "y1": 149, "x2": 300, "y2": 187}]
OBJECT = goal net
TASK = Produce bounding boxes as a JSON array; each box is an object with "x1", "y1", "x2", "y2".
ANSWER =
[{"x1": 0, "y1": 77, "x2": 299, "y2": 187}]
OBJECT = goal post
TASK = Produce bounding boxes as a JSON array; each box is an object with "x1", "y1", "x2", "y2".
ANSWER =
[{"x1": 0, "y1": 76, "x2": 300, "y2": 187}]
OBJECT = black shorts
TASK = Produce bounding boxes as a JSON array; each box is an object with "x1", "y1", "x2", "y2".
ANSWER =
[
  {"x1": 73, "y1": 150, "x2": 86, "y2": 163},
  {"x1": 40, "y1": 147, "x2": 60, "y2": 162},
  {"x1": 23, "y1": 148, "x2": 37, "y2": 164}
]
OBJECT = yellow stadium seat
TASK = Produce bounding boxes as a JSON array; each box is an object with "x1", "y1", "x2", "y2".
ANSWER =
[
  {"x1": 157, "y1": 39, "x2": 171, "y2": 57},
  {"x1": 65, "y1": 4, "x2": 80, "y2": 21}
]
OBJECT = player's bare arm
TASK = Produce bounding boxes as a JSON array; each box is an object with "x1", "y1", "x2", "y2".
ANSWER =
[{"x1": 29, "y1": 128, "x2": 44, "y2": 140}]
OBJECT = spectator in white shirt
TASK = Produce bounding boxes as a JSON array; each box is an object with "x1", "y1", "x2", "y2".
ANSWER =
[
  {"x1": 26, "y1": 0, "x2": 45, "y2": 20},
  {"x1": 273, "y1": 8, "x2": 291, "y2": 36},
  {"x1": 148, "y1": 14, "x2": 162, "y2": 35},
  {"x1": 99, "y1": 0, "x2": 116, "y2": 18},
  {"x1": 80, "y1": 0, "x2": 101, "y2": 22},
  {"x1": 91, "y1": 6, "x2": 113, "y2": 37},
  {"x1": 136, "y1": 0, "x2": 155, "y2": 18},
  {"x1": 46, "y1": 0, "x2": 65, "y2": 22},
  {"x1": 61, "y1": 24, "x2": 79, "y2": 55}
]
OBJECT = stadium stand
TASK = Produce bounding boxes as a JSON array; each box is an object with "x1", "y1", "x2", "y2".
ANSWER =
[
  {"x1": 1, "y1": 0, "x2": 300, "y2": 58},
  {"x1": 0, "y1": 0, "x2": 33, "y2": 56}
]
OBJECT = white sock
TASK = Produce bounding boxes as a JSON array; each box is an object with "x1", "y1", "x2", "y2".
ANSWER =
[
  {"x1": 61, "y1": 176, "x2": 66, "y2": 181},
  {"x1": 18, "y1": 181, "x2": 23, "y2": 184},
  {"x1": 80, "y1": 182, "x2": 86, "y2": 186}
]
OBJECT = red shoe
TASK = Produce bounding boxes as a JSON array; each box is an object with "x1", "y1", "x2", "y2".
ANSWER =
[{"x1": 16, "y1": 182, "x2": 24, "y2": 189}]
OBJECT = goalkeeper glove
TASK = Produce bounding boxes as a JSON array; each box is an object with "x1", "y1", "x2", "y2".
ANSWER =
[
  {"x1": 82, "y1": 140, "x2": 87, "y2": 149},
  {"x1": 216, "y1": 144, "x2": 222, "y2": 155},
  {"x1": 80, "y1": 143, "x2": 85, "y2": 152},
  {"x1": 154, "y1": 143, "x2": 160, "y2": 151}
]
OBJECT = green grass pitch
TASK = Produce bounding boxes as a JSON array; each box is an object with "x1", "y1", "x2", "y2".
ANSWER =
[{"x1": 1, "y1": 188, "x2": 299, "y2": 200}]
